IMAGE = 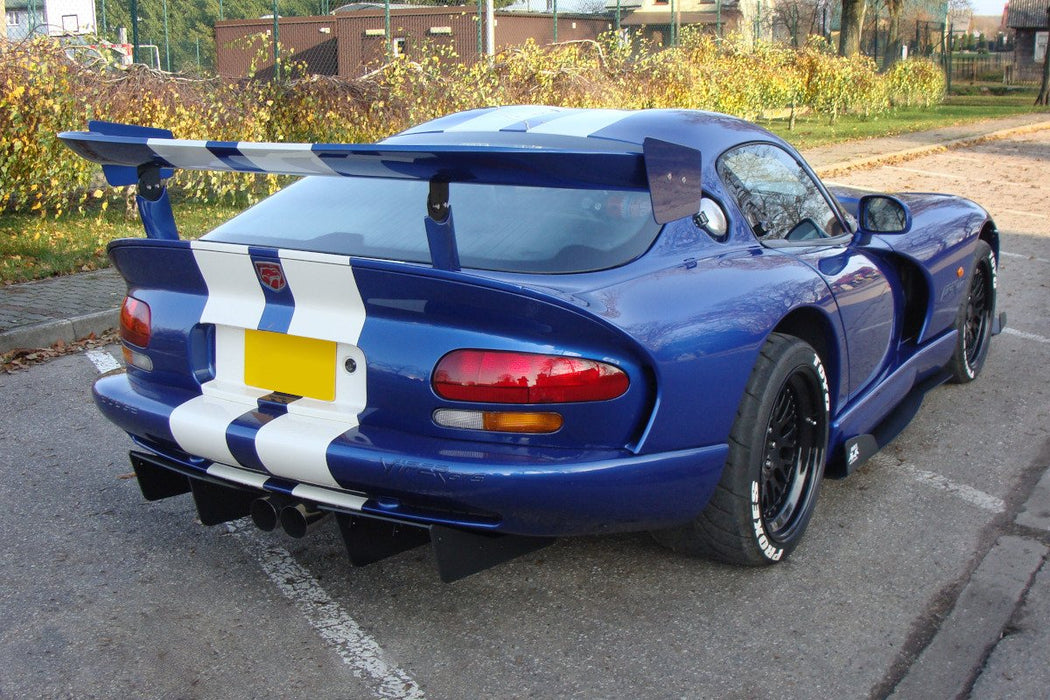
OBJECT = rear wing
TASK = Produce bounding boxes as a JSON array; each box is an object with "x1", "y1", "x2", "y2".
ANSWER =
[{"x1": 59, "y1": 121, "x2": 702, "y2": 269}]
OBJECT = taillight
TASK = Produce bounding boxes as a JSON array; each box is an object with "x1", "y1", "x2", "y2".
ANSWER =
[
  {"x1": 120, "y1": 295, "x2": 151, "y2": 348},
  {"x1": 433, "y1": 350, "x2": 629, "y2": 403}
]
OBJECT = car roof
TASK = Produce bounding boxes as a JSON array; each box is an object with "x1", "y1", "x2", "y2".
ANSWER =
[{"x1": 383, "y1": 105, "x2": 787, "y2": 156}]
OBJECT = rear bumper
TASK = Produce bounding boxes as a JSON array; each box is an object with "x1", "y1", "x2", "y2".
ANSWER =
[{"x1": 95, "y1": 372, "x2": 728, "y2": 537}]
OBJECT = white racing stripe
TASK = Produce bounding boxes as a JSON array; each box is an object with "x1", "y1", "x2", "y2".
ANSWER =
[
  {"x1": 226, "y1": 521, "x2": 426, "y2": 699},
  {"x1": 192, "y1": 242, "x2": 266, "y2": 328},
  {"x1": 169, "y1": 393, "x2": 259, "y2": 466},
  {"x1": 239, "y1": 142, "x2": 341, "y2": 176},
  {"x1": 87, "y1": 348, "x2": 424, "y2": 700},
  {"x1": 444, "y1": 104, "x2": 566, "y2": 132},
  {"x1": 147, "y1": 138, "x2": 230, "y2": 170},
  {"x1": 85, "y1": 349, "x2": 121, "y2": 373},
  {"x1": 254, "y1": 413, "x2": 352, "y2": 489},
  {"x1": 899, "y1": 464, "x2": 1006, "y2": 513},
  {"x1": 528, "y1": 109, "x2": 632, "y2": 137}
]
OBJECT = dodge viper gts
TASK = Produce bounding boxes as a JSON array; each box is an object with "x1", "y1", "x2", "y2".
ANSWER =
[{"x1": 60, "y1": 106, "x2": 1003, "y2": 580}]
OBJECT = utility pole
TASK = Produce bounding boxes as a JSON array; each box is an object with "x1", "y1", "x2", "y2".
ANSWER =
[
  {"x1": 131, "y1": 0, "x2": 139, "y2": 63},
  {"x1": 0, "y1": 0, "x2": 7, "y2": 41},
  {"x1": 484, "y1": 0, "x2": 493, "y2": 58},
  {"x1": 669, "y1": 0, "x2": 674, "y2": 46},
  {"x1": 272, "y1": 0, "x2": 279, "y2": 78},
  {"x1": 162, "y1": 0, "x2": 170, "y2": 71},
  {"x1": 1037, "y1": 6, "x2": 1050, "y2": 105},
  {"x1": 384, "y1": 0, "x2": 391, "y2": 60}
]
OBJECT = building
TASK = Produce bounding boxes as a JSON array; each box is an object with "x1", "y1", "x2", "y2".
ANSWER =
[
  {"x1": 1006, "y1": 0, "x2": 1049, "y2": 81},
  {"x1": 5, "y1": 0, "x2": 96, "y2": 41},
  {"x1": 214, "y1": 6, "x2": 615, "y2": 79},
  {"x1": 605, "y1": 0, "x2": 757, "y2": 46}
]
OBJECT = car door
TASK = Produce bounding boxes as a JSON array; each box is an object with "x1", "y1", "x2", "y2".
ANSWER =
[{"x1": 717, "y1": 143, "x2": 896, "y2": 401}]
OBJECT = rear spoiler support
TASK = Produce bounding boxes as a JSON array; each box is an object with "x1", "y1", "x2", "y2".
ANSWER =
[
  {"x1": 424, "y1": 180, "x2": 461, "y2": 272},
  {"x1": 137, "y1": 163, "x2": 179, "y2": 240}
]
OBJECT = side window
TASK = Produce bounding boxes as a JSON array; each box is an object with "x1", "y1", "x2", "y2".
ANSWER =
[{"x1": 717, "y1": 144, "x2": 843, "y2": 242}]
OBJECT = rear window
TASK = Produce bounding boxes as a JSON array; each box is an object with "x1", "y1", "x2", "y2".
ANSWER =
[{"x1": 203, "y1": 176, "x2": 661, "y2": 274}]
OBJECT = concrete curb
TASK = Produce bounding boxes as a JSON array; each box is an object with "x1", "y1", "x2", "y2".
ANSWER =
[
  {"x1": 0, "y1": 308, "x2": 120, "y2": 355},
  {"x1": 814, "y1": 119, "x2": 1050, "y2": 178},
  {"x1": 888, "y1": 536, "x2": 1049, "y2": 699}
]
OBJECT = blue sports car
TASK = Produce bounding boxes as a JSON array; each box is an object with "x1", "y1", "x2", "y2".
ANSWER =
[{"x1": 61, "y1": 106, "x2": 1003, "y2": 580}]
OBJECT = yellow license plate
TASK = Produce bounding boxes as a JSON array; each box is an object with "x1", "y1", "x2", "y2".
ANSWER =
[{"x1": 243, "y1": 329, "x2": 337, "y2": 402}]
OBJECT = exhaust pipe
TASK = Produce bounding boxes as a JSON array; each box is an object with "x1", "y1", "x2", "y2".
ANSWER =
[
  {"x1": 279, "y1": 502, "x2": 327, "y2": 538},
  {"x1": 250, "y1": 495, "x2": 289, "y2": 532}
]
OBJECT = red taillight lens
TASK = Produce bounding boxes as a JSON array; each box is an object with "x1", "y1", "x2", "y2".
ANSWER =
[
  {"x1": 433, "y1": 350, "x2": 629, "y2": 403},
  {"x1": 120, "y1": 296, "x2": 151, "y2": 348}
]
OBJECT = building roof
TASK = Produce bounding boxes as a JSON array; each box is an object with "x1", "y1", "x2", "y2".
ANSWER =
[
  {"x1": 620, "y1": 10, "x2": 719, "y2": 25},
  {"x1": 1006, "y1": 0, "x2": 1050, "y2": 28}
]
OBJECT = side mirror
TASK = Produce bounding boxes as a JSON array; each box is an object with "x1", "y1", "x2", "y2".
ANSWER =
[{"x1": 858, "y1": 194, "x2": 911, "y2": 234}]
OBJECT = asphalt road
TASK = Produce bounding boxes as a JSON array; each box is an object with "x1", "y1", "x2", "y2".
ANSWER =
[{"x1": 2, "y1": 131, "x2": 1049, "y2": 699}]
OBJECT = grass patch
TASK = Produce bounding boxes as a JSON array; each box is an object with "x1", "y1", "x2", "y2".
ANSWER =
[
  {"x1": 0, "y1": 202, "x2": 240, "y2": 284},
  {"x1": 767, "y1": 92, "x2": 1049, "y2": 149},
  {"x1": 2, "y1": 93, "x2": 1048, "y2": 285}
]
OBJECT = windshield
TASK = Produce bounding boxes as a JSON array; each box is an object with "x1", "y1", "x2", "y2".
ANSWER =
[{"x1": 203, "y1": 177, "x2": 662, "y2": 274}]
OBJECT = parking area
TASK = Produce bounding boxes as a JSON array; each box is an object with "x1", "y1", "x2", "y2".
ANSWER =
[{"x1": 1, "y1": 130, "x2": 1049, "y2": 699}]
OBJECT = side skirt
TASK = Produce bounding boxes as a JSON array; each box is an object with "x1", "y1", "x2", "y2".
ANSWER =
[{"x1": 828, "y1": 368, "x2": 950, "y2": 478}]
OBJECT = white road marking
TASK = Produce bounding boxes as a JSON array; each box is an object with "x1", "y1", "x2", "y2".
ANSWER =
[
  {"x1": 86, "y1": 351, "x2": 425, "y2": 700},
  {"x1": 999, "y1": 209, "x2": 1047, "y2": 221},
  {"x1": 883, "y1": 165, "x2": 1024, "y2": 188},
  {"x1": 823, "y1": 181, "x2": 878, "y2": 191},
  {"x1": 899, "y1": 464, "x2": 1006, "y2": 513},
  {"x1": 226, "y1": 521, "x2": 426, "y2": 700},
  {"x1": 1001, "y1": 250, "x2": 1050, "y2": 264},
  {"x1": 85, "y1": 349, "x2": 121, "y2": 373},
  {"x1": 1003, "y1": 327, "x2": 1050, "y2": 344},
  {"x1": 885, "y1": 165, "x2": 966, "y2": 180}
]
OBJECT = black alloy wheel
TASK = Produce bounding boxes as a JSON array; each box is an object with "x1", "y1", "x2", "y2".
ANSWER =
[
  {"x1": 760, "y1": 373, "x2": 823, "y2": 541},
  {"x1": 651, "y1": 333, "x2": 829, "y2": 565},
  {"x1": 948, "y1": 240, "x2": 996, "y2": 383}
]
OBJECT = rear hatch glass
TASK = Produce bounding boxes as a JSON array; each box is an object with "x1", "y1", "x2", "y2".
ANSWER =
[{"x1": 203, "y1": 176, "x2": 661, "y2": 274}]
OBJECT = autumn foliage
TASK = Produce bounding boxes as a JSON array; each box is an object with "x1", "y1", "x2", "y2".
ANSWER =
[{"x1": 1, "y1": 33, "x2": 945, "y2": 217}]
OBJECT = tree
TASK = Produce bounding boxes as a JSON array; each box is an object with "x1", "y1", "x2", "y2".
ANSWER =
[
  {"x1": 838, "y1": 0, "x2": 866, "y2": 55},
  {"x1": 881, "y1": 0, "x2": 904, "y2": 68},
  {"x1": 1038, "y1": 6, "x2": 1050, "y2": 105}
]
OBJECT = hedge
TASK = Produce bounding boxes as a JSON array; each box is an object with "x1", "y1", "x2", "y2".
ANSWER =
[{"x1": 0, "y1": 33, "x2": 945, "y2": 217}]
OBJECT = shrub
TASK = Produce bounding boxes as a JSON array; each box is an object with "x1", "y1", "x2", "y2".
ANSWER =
[{"x1": 0, "y1": 35, "x2": 947, "y2": 218}]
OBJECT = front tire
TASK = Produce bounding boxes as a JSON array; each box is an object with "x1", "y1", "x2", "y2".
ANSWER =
[
  {"x1": 948, "y1": 240, "x2": 996, "y2": 383},
  {"x1": 653, "y1": 333, "x2": 829, "y2": 565}
]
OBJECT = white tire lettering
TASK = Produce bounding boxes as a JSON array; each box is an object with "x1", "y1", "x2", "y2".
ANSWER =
[
  {"x1": 750, "y1": 480, "x2": 784, "y2": 561},
  {"x1": 812, "y1": 354, "x2": 830, "y2": 414}
]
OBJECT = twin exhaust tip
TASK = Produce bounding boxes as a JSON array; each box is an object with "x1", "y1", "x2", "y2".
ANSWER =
[{"x1": 249, "y1": 496, "x2": 326, "y2": 538}]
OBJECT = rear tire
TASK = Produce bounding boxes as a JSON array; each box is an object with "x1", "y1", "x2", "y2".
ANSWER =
[
  {"x1": 947, "y1": 240, "x2": 996, "y2": 384},
  {"x1": 653, "y1": 333, "x2": 829, "y2": 565}
]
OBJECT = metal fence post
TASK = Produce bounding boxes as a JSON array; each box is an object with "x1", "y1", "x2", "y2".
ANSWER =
[{"x1": 273, "y1": 0, "x2": 280, "y2": 79}]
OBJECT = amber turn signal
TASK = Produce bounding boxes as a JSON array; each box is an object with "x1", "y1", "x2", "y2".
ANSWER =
[{"x1": 433, "y1": 409, "x2": 564, "y2": 434}]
